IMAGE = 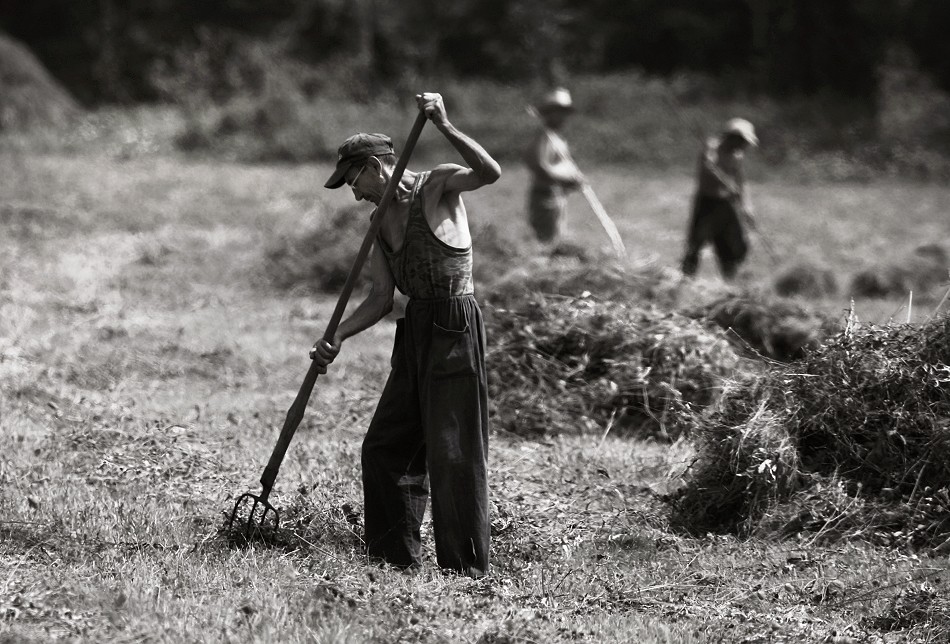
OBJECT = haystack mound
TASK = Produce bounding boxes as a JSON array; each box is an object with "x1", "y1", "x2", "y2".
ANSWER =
[
  {"x1": 484, "y1": 261, "x2": 683, "y2": 309},
  {"x1": 773, "y1": 262, "x2": 839, "y2": 298},
  {"x1": 471, "y1": 220, "x2": 524, "y2": 290},
  {"x1": 0, "y1": 33, "x2": 80, "y2": 131},
  {"x1": 850, "y1": 242, "x2": 949, "y2": 300},
  {"x1": 672, "y1": 314, "x2": 950, "y2": 550},
  {"x1": 689, "y1": 290, "x2": 837, "y2": 361},
  {"x1": 484, "y1": 295, "x2": 746, "y2": 440},
  {"x1": 263, "y1": 205, "x2": 366, "y2": 293}
]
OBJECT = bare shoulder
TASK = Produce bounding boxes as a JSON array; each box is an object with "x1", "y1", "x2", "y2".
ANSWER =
[
  {"x1": 426, "y1": 163, "x2": 468, "y2": 186},
  {"x1": 425, "y1": 162, "x2": 488, "y2": 195}
]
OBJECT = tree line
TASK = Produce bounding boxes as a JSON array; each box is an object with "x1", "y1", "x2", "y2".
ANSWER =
[{"x1": 1, "y1": 0, "x2": 948, "y2": 108}]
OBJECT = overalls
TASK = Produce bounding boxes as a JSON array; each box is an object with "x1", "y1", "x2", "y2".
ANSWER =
[
  {"x1": 366, "y1": 171, "x2": 490, "y2": 577},
  {"x1": 681, "y1": 140, "x2": 749, "y2": 280}
]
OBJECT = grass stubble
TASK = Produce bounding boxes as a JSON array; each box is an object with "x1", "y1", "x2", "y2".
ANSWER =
[{"x1": 1, "y1": 138, "x2": 950, "y2": 642}]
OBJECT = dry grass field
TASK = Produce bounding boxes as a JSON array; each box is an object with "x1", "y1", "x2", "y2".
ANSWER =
[{"x1": 2, "y1": 111, "x2": 949, "y2": 643}]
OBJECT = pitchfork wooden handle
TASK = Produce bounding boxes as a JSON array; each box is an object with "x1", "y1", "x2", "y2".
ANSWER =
[{"x1": 258, "y1": 110, "x2": 429, "y2": 497}]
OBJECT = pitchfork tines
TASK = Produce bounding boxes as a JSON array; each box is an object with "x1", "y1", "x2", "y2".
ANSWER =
[{"x1": 228, "y1": 489, "x2": 280, "y2": 536}]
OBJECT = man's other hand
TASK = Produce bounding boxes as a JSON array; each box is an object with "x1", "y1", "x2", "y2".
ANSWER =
[{"x1": 309, "y1": 339, "x2": 340, "y2": 373}]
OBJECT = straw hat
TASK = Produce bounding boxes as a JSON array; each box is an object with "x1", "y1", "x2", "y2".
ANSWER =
[
  {"x1": 536, "y1": 87, "x2": 574, "y2": 112},
  {"x1": 722, "y1": 118, "x2": 758, "y2": 146},
  {"x1": 722, "y1": 118, "x2": 759, "y2": 146}
]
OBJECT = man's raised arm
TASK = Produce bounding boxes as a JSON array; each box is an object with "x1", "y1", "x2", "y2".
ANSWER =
[{"x1": 416, "y1": 92, "x2": 501, "y2": 191}]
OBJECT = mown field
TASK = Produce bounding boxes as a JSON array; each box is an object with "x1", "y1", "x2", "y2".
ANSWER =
[{"x1": 1, "y1": 109, "x2": 949, "y2": 643}]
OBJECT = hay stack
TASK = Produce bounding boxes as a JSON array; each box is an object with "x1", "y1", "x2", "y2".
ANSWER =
[
  {"x1": 263, "y1": 205, "x2": 366, "y2": 293},
  {"x1": 672, "y1": 315, "x2": 950, "y2": 550},
  {"x1": 850, "y1": 242, "x2": 949, "y2": 300},
  {"x1": 691, "y1": 290, "x2": 836, "y2": 361},
  {"x1": 471, "y1": 220, "x2": 524, "y2": 290},
  {"x1": 0, "y1": 33, "x2": 80, "y2": 131},
  {"x1": 484, "y1": 295, "x2": 745, "y2": 439},
  {"x1": 669, "y1": 380, "x2": 801, "y2": 534},
  {"x1": 773, "y1": 262, "x2": 839, "y2": 298},
  {"x1": 484, "y1": 261, "x2": 683, "y2": 309}
]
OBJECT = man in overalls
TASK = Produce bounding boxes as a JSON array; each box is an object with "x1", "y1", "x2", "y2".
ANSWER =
[
  {"x1": 681, "y1": 118, "x2": 759, "y2": 280},
  {"x1": 310, "y1": 93, "x2": 501, "y2": 578}
]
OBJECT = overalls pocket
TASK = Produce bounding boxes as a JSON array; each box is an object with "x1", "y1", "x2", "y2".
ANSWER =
[{"x1": 430, "y1": 322, "x2": 476, "y2": 378}]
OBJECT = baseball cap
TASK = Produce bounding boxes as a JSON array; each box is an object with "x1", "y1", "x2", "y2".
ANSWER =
[
  {"x1": 324, "y1": 132, "x2": 394, "y2": 189},
  {"x1": 722, "y1": 118, "x2": 758, "y2": 147}
]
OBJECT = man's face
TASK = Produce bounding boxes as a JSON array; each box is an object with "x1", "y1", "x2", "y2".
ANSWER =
[{"x1": 344, "y1": 158, "x2": 380, "y2": 204}]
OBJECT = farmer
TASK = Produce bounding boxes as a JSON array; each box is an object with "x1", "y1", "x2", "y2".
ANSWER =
[
  {"x1": 524, "y1": 87, "x2": 585, "y2": 243},
  {"x1": 681, "y1": 117, "x2": 759, "y2": 280},
  {"x1": 310, "y1": 92, "x2": 501, "y2": 578}
]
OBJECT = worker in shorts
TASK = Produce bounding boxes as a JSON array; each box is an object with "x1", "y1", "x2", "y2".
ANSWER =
[
  {"x1": 524, "y1": 87, "x2": 585, "y2": 244},
  {"x1": 310, "y1": 93, "x2": 501, "y2": 578},
  {"x1": 681, "y1": 118, "x2": 758, "y2": 280}
]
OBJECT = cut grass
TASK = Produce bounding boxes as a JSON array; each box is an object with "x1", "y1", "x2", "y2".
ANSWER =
[{"x1": 2, "y1": 140, "x2": 950, "y2": 641}]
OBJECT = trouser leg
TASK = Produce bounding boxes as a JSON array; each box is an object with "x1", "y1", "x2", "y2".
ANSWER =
[
  {"x1": 361, "y1": 319, "x2": 427, "y2": 568},
  {"x1": 681, "y1": 197, "x2": 706, "y2": 276},
  {"x1": 713, "y1": 204, "x2": 749, "y2": 281},
  {"x1": 528, "y1": 184, "x2": 566, "y2": 243},
  {"x1": 414, "y1": 296, "x2": 491, "y2": 577}
]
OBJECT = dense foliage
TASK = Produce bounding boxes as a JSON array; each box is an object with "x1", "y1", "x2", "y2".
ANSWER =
[{"x1": 0, "y1": 0, "x2": 940, "y2": 106}]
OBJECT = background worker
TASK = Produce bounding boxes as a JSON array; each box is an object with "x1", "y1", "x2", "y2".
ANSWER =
[
  {"x1": 524, "y1": 87, "x2": 585, "y2": 244},
  {"x1": 681, "y1": 117, "x2": 759, "y2": 280},
  {"x1": 310, "y1": 92, "x2": 501, "y2": 578}
]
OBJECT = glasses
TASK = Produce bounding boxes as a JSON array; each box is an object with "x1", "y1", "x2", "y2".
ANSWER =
[{"x1": 346, "y1": 163, "x2": 367, "y2": 188}]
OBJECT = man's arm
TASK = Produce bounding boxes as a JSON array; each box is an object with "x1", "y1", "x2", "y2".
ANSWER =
[
  {"x1": 310, "y1": 243, "x2": 395, "y2": 371},
  {"x1": 699, "y1": 141, "x2": 741, "y2": 196},
  {"x1": 526, "y1": 132, "x2": 583, "y2": 187},
  {"x1": 417, "y1": 92, "x2": 501, "y2": 193}
]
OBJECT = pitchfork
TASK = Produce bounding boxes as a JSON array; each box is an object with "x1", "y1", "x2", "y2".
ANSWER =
[{"x1": 227, "y1": 109, "x2": 428, "y2": 535}]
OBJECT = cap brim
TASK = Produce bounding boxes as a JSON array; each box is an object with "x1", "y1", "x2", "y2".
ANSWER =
[{"x1": 324, "y1": 162, "x2": 351, "y2": 189}]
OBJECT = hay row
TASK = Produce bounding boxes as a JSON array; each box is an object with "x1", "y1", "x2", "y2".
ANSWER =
[{"x1": 774, "y1": 243, "x2": 949, "y2": 300}]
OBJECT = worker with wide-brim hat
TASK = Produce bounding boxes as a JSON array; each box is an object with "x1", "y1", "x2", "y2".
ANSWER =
[{"x1": 524, "y1": 87, "x2": 584, "y2": 244}]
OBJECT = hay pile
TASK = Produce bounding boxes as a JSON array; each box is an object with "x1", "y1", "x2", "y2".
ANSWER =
[
  {"x1": 672, "y1": 314, "x2": 950, "y2": 550},
  {"x1": 470, "y1": 220, "x2": 524, "y2": 290},
  {"x1": 263, "y1": 205, "x2": 366, "y2": 293},
  {"x1": 0, "y1": 33, "x2": 80, "y2": 131},
  {"x1": 484, "y1": 260, "x2": 683, "y2": 309},
  {"x1": 773, "y1": 262, "x2": 839, "y2": 298},
  {"x1": 689, "y1": 290, "x2": 838, "y2": 361},
  {"x1": 850, "y1": 242, "x2": 949, "y2": 299},
  {"x1": 484, "y1": 295, "x2": 745, "y2": 439}
]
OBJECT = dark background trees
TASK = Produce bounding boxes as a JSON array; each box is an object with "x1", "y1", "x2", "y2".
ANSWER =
[{"x1": 0, "y1": 0, "x2": 945, "y2": 110}]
